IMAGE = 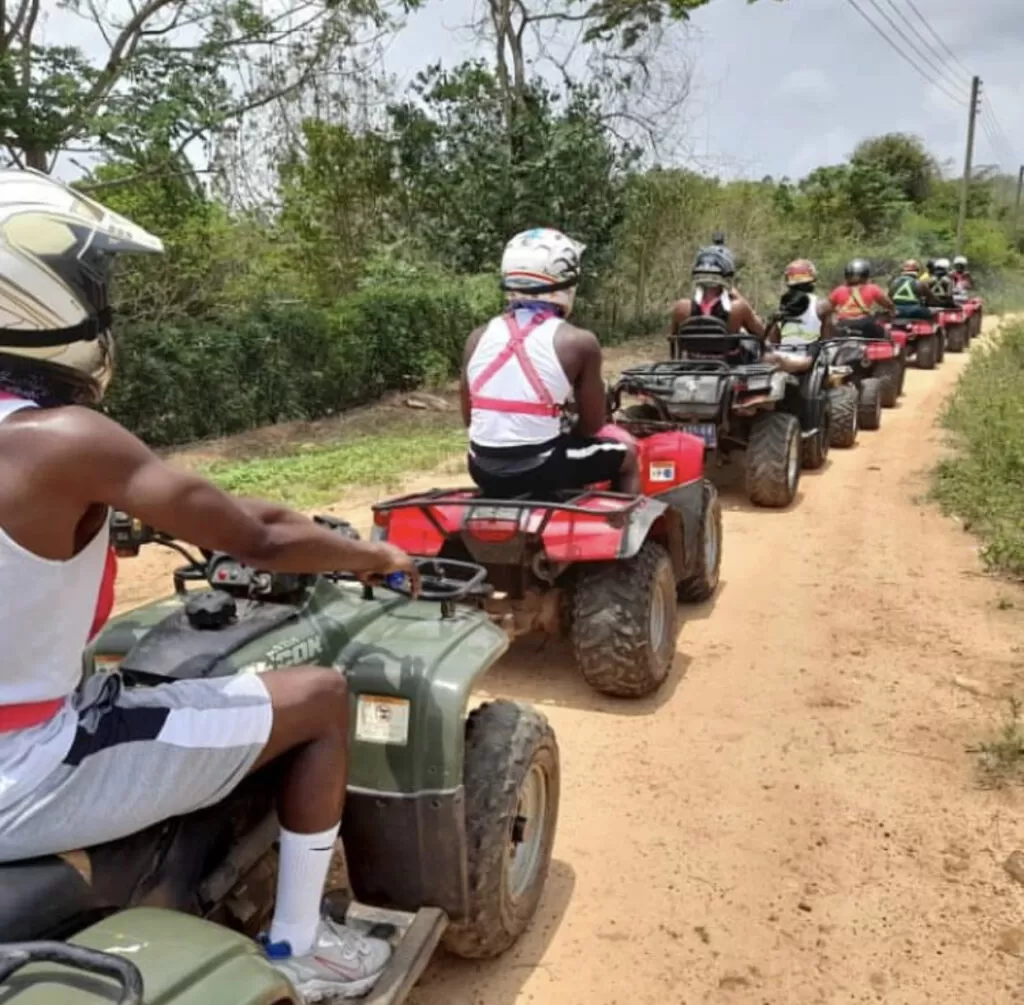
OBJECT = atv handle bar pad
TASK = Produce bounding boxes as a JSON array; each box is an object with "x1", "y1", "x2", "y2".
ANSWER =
[{"x1": 0, "y1": 942, "x2": 144, "y2": 1005}]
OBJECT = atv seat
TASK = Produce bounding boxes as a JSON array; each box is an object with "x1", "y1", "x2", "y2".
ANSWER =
[
  {"x1": 670, "y1": 315, "x2": 762, "y2": 363},
  {"x1": 0, "y1": 774, "x2": 273, "y2": 942}
]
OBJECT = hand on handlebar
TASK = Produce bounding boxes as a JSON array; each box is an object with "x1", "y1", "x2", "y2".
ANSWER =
[{"x1": 360, "y1": 543, "x2": 422, "y2": 597}]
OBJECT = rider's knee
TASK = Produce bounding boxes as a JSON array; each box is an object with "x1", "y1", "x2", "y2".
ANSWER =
[{"x1": 296, "y1": 667, "x2": 349, "y2": 725}]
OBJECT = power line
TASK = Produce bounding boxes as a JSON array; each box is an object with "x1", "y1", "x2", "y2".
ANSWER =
[
  {"x1": 984, "y1": 103, "x2": 1018, "y2": 165},
  {"x1": 879, "y1": 0, "x2": 970, "y2": 89},
  {"x1": 843, "y1": 0, "x2": 965, "y2": 108},
  {"x1": 900, "y1": 0, "x2": 974, "y2": 82},
  {"x1": 861, "y1": 0, "x2": 965, "y2": 105}
]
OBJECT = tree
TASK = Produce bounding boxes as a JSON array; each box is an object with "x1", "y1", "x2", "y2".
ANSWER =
[
  {"x1": 388, "y1": 61, "x2": 634, "y2": 276},
  {"x1": 0, "y1": 0, "x2": 417, "y2": 176},
  {"x1": 850, "y1": 133, "x2": 937, "y2": 206}
]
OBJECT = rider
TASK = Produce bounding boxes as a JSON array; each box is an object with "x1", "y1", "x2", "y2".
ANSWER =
[
  {"x1": 461, "y1": 228, "x2": 640, "y2": 498},
  {"x1": 0, "y1": 170, "x2": 417, "y2": 1001},
  {"x1": 888, "y1": 259, "x2": 938, "y2": 320},
  {"x1": 828, "y1": 258, "x2": 894, "y2": 339},
  {"x1": 771, "y1": 259, "x2": 835, "y2": 343},
  {"x1": 920, "y1": 259, "x2": 935, "y2": 284},
  {"x1": 929, "y1": 257, "x2": 958, "y2": 307},
  {"x1": 951, "y1": 254, "x2": 974, "y2": 296},
  {"x1": 670, "y1": 246, "x2": 765, "y2": 337}
]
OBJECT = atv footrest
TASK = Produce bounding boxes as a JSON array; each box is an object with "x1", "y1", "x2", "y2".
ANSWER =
[{"x1": 347, "y1": 904, "x2": 448, "y2": 1005}]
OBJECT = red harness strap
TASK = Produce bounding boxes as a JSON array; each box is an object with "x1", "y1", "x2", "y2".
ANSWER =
[
  {"x1": 470, "y1": 311, "x2": 562, "y2": 417},
  {"x1": 0, "y1": 392, "x2": 118, "y2": 732},
  {"x1": 697, "y1": 293, "x2": 722, "y2": 317}
]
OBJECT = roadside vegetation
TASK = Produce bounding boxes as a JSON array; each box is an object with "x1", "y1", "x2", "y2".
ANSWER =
[
  {"x1": 972, "y1": 698, "x2": 1024, "y2": 788},
  {"x1": 933, "y1": 320, "x2": 1024, "y2": 578}
]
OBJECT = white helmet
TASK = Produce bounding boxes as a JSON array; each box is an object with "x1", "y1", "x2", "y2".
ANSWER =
[
  {"x1": 500, "y1": 228, "x2": 585, "y2": 312},
  {"x1": 953, "y1": 255, "x2": 968, "y2": 269},
  {"x1": 933, "y1": 257, "x2": 951, "y2": 275},
  {"x1": 0, "y1": 169, "x2": 163, "y2": 404}
]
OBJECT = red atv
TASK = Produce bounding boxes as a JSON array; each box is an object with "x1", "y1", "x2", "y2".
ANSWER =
[
  {"x1": 936, "y1": 305, "x2": 970, "y2": 353},
  {"x1": 885, "y1": 315, "x2": 945, "y2": 371},
  {"x1": 958, "y1": 296, "x2": 984, "y2": 341},
  {"x1": 372, "y1": 429, "x2": 722, "y2": 699}
]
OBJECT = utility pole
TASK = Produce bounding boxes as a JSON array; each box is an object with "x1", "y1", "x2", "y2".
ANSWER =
[
  {"x1": 1014, "y1": 165, "x2": 1024, "y2": 234},
  {"x1": 956, "y1": 76, "x2": 981, "y2": 255}
]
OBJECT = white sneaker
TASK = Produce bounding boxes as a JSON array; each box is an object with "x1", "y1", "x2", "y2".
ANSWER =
[{"x1": 266, "y1": 918, "x2": 392, "y2": 1002}]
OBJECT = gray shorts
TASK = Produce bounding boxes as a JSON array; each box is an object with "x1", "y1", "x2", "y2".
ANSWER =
[{"x1": 0, "y1": 671, "x2": 273, "y2": 863}]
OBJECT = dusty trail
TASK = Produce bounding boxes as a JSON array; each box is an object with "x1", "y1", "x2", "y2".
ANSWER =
[{"x1": 116, "y1": 319, "x2": 1024, "y2": 1004}]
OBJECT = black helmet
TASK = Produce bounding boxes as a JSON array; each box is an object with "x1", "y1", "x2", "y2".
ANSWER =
[
  {"x1": 926, "y1": 258, "x2": 935, "y2": 271},
  {"x1": 692, "y1": 246, "x2": 732, "y2": 284},
  {"x1": 844, "y1": 258, "x2": 870, "y2": 283}
]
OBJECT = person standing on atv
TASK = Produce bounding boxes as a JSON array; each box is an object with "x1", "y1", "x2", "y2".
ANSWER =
[
  {"x1": 828, "y1": 259, "x2": 894, "y2": 339},
  {"x1": 460, "y1": 228, "x2": 640, "y2": 497},
  {"x1": 0, "y1": 170, "x2": 418, "y2": 1001},
  {"x1": 889, "y1": 259, "x2": 939, "y2": 320},
  {"x1": 670, "y1": 246, "x2": 765, "y2": 337},
  {"x1": 951, "y1": 255, "x2": 974, "y2": 296},
  {"x1": 770, "y1": 259, "x2": 835, "y2": 344},
  {"x1": 929, "y1": 257, "x2": 958, "y2": 308}
]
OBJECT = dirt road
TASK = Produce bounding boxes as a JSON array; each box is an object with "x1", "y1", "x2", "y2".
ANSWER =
[{"x1": 118, "y1": 320, "x2": 1024, "y2": 1004}]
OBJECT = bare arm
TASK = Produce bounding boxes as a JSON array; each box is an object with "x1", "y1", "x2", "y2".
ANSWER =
[
  {"x1": 568, "y1": 329, "x2": 607, "y2": 437},
  {"x1": 41, "y1": 409, "x2": 415, "y2": 577},
  {"x1": 669, "y1": 300, "x2": 691, "y2": 336},
  {"x1": 737, "y1": 299, "x2": 765, "y2": 338},
  {"x1": 459, "y1": 326, "x2": 485, "y2": 429}
]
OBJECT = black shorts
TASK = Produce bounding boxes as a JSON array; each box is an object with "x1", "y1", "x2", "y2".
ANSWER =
[{"x1": 469, "y1": 435, "x2": 630, "y2": 499}]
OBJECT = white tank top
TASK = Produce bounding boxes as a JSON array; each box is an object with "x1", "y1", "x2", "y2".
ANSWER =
[
  {"x1": 467, "y1": 313, "x2": 572, "y2": 449},
  {"x1": 0, "y1": 397, "x2": 110, "y2": 812},
  {"x1": 781, "y1": 295, "x2": 822, "y2": 342}
]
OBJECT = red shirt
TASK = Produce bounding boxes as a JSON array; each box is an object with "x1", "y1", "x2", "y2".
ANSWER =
[{"x1": 830, "y1": 283, "x2": 886, "y2": 319}]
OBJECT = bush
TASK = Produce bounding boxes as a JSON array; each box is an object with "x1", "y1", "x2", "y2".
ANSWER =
[
  {"x1": 932, "y1": 320, "x2": 1024, "y2": 577},
  {"x1": 106, "y1": 278, "x2": 502, "y2": 447}
]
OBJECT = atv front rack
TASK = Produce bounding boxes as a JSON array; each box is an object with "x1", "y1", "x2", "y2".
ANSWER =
[{"x1": 0, "y1": 942, "x2": 144, "y2": 1004}]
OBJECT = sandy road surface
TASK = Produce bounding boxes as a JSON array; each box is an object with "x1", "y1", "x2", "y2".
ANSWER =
[{"x1": 117, "y1": 319, "x2": 1024, "y2": 1005}]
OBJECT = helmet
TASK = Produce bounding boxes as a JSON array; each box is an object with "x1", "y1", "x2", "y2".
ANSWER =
[
  {"x1": 933, "y1": 257, "x2": 951, "y2": 276},
  {"x1": 500, "y1": 228, "x2": 585, "y2": 312},
  {"x1": 844, "y1": 258, "x2": 871, "y2": 282},
  {"x1": 901, "y1": 259, "x2": 920, "y2": 274},
  {"x1": 0, "y1": 169, "x2": 163, "y2": 405},
  {"x1": 953, "y1": 255, "x2": 968, "y2": 270},
  {"x1": 925, "y1": 258, "x2": 935, "y2": 271},
  {"x1": 692, "y1": 246, "x2": 732, "y2": 286},
  {"x1": 784, "y1": 259, "x2": 818, "y2": 287}
]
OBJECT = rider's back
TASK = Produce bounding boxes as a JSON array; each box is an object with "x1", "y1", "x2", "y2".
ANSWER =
[{"x1": 467, "y1": 311, "x2": 571, "y2": 449}]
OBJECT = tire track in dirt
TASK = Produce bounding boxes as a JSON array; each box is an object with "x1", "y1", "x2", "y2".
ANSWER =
[{"x1": 113, "y1": 320, "x2": 1024, "y2": 1005}]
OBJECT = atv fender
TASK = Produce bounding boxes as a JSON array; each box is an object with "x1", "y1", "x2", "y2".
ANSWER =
[
  {"x1": 337, "y1": 594, "x2": 510, "y2": 922},
  {"x1": 2, "y1": 908, "x2": 298, "y2": 1005}
]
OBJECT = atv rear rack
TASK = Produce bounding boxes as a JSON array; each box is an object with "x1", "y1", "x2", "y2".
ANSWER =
[{"x1": 374, "y1": 487, "x2": 644, "y2": 538}]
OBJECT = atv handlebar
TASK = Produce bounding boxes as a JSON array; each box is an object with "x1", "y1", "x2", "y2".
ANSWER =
[
  {"x1": 0, "y1": 942, "x2": 143, "y2": 1005},
  {"x1": 379, "y1": 557, "x2": 489, "y2": 602}
]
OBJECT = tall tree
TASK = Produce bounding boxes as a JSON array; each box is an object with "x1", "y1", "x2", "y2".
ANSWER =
[{"x1": 0, "y1": 0, "x2": 417, "y2": 176}]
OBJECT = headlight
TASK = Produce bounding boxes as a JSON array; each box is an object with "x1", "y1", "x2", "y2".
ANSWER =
[{"x1": 672, "y1": 375, "x2": 720, "y2": 404}]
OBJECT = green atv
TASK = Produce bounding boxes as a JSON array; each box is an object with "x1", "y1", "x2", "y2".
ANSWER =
[{"x1": 0, "y1": 513, "x2": 560, "y2": 1004}]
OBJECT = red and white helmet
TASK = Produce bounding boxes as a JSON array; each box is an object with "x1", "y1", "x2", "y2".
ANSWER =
[
  {"x1": 784, "y1": 259, "x2": 818, "y2": 287},
  {"x1": 500, "y1": 228, "x2": 586, "y2": 312}
]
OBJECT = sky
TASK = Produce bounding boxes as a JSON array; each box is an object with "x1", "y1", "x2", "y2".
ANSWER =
[
  {"x1": 381, "y1": 0, "x2": 1024, "y2": 181},
  {"x1": 39, "y1": 0, "x2": 1024, "y2": 183}
]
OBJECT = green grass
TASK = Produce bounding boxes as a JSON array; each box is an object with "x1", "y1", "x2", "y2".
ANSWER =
[
  {"x1": 202, "y1": 425, "x2": 465, "y2": 507},
  {"x1": 932, "y1": 320, "x2": 1024, "y2": 578}
]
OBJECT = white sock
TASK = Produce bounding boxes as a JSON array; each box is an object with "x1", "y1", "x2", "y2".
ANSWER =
[{"x1": 269, "y1": 822, "x2": 341, "y2": 956}]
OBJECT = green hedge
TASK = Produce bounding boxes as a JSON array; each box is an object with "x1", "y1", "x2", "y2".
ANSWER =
[
  {"x1": 106, "y1": 280, "x2": 502, "y2": 447},
  {"x1": 932, "y1": 320, "x2": 1024, "y2": 577}
]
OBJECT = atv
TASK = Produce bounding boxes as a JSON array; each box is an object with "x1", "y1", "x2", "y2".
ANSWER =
[
  {"x1": 826, "y1": 322, "x2": 904, "y2": 419},
  {"x1": 956, "y1": 294, "x2": 984, "y2": 342},
  {"x1": 0, "y1": 513, "x2": 560, "y2": 1004},
  {"x1": 612, "y1": 315, "x2": 831, "y2": 509},
  {"x1": 373, "y1": 427, "x2": 722, "y2": 700},
  {"x1": 885, "y1": 314, "x2": 945, "y2": 371},
  {"x1": 936, "y1": 304, "x2": 970, "y2": 353}
]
